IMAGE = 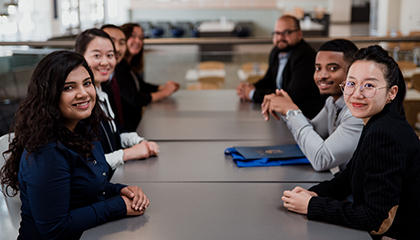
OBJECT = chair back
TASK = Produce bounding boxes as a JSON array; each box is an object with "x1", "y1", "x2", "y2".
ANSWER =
[
  {"x1": 198, "y1": 76, "x2": 224, "y2": 89},
  {"x1": 0, "y1": 133, "x2": 21, "y2": 233},
  {"x1": 241, "y1": 62, "x2": 267, "y2": 84},
  {"x1": 198, "y1": 61, "x2": 225, "y2": 70},
  {"x1": 412, "y1": 74, "x2": 420, "y2": 92},
  {"x1": 241, "y1": 62, "x2": 268, "y2": 73},
  {"x1": 186, "y1": 82, "x2": 221, "y2": 90},
  {"x1": 398, "y1": 61, "x2": 417, "y2": 71}
]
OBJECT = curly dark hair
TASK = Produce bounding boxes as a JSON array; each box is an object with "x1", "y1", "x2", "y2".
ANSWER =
[
  {"x1": 350, "y1": 45, "x2": 406, "y2": 115},
  {"x1": 121, "y1": 23, "x2": 145, "y2": 73},
  {"x1": 0, "y1": 50, "x2": 102, "y2": 197}
]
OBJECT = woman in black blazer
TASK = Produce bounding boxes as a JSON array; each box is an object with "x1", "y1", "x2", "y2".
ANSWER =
[
  {"x1": 281, "y1": 45, "x2": 420, "y2": 240},
  {"x1": 114, "y1": 23, "x2": 179, "y2": 131}
]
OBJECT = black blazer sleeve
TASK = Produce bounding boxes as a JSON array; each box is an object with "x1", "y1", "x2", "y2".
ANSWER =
[
  {"x1": 252, "y1": 40, "x2": 325, "y2": 119},
  {"x1": 137, "y1": 72, "x2": 159, "y2": 93},
  {"x1": 114, "y1": 60, "x2": 155, "y2": 131}
]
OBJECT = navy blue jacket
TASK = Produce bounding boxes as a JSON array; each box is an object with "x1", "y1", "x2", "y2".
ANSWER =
[{"x1": 18, "y1": 140, "x2": 127, "y2": 239}]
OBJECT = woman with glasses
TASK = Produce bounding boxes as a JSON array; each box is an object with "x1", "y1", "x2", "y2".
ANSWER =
[
  {"x1": 112, "y1": 23, "x2": 179, "y2": 131},
  {"x1": 281, "y1": 45, "x2": 420, "y2": 239}
]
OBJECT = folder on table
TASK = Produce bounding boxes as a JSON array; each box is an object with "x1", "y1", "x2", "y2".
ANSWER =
[
  {"x1": 224, "y1": 144, "x2": 309, "y2": 168},
  {"x1": 230, "y1": 144, "x2": 305, "y2": 160}
]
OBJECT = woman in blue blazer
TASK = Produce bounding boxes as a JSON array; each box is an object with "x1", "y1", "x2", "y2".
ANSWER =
[{"x1": 0, "y1": 50, "x2": 149, "y2": 239}]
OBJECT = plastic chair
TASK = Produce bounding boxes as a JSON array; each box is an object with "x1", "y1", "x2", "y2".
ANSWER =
[
  {"x1": 171, "y1": 27, "x2": 185, "y2": 38},
  {"x1": 0, "y1": 132, "x2": 20, "y2": 233}
]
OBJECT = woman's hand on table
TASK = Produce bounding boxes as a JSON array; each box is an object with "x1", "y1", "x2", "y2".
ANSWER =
[
  {"x1": 281, "y1": 186, "x2": 317, "y2": 214},
  {"x1": 120, "y1": 186, "x2": 150, "y2": 215}
]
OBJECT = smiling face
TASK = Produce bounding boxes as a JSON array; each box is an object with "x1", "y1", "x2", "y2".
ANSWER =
[
  {"x1": 83, "y1": 36, "x2": 116, "y2": 86},
  {"x1": 102, "y1": 27, "x2": 127, "y2": 64},
  {"x1": 344, "y1": 60, "x2": 398, "y2": 124},
  {"x1": 272, "y1": 17, "x2": 302, "y2": 51},
  {"x1": 59, "y1": 65, "x2": 96, "y2": 131},
  {"x1": 126, "y1": 26, "x2": 144, "y2": 57},
  {"x1": 314, "y1": 51, "x2": 349, "y2": 100}
]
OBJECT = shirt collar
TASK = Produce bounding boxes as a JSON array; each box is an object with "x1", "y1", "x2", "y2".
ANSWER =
[
  {"x1": 95, "y1": 85, "x2": 106, "y2": 102},
  {"x1": 334, "y1": 95, "x2": 346, "y2": 111},
  {"x1": 278, "y1": 51, "x2": 292, "y2": 59}
]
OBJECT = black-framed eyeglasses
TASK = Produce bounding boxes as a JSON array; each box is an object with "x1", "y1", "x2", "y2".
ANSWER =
[
  {"x1": 271, "y1": 29, "x2": 299, "y2": 37},
  {"x1": 339, "y1": 81, "x2": 387, "y2": 98}
]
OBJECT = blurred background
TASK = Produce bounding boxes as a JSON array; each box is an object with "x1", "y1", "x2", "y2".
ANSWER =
[{"x1": 1, "y1": 0, "x2": 420, "y2": 135}]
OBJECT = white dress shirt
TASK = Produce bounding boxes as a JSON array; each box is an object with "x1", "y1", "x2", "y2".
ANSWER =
[{"x1": 96, "y1": 86, "x2": 145, "y2": 170}]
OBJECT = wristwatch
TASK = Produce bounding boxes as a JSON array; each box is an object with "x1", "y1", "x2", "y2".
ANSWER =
[{"x1": 285, "y1": 109, "x2": 302, "y2": 121}]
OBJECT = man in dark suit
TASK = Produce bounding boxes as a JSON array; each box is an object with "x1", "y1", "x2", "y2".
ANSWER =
[{"x1": 236, "y1": 15, "x2": 325, "y2": 119}]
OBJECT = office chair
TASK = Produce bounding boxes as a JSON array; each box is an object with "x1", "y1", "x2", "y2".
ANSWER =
[{"x1": 0, "y1": 132, "x2": 20, "y2": 233}]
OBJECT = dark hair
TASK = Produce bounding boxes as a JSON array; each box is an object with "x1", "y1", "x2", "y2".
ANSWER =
[
  {"x1": 75, "y1": 28, "x2": 116, "y2": 56},
  {"x1": 318, "y1": 39, "x2": 358, "y2": 63},
  {"x1": 101, "y1": 24, "x2": 123, "y2": 31},
  {"x1": 351, "y1": 45, "x2": 406, "y2": 115},
  {"x1": 120, "y1": 23, "x2": 144, "y2": 73},
  {"x1": 280, "y1": 15, "x2": 301, "y2": 31},
  {"x1": 0, "y1": 50, "x2": 102, "y2": 196}
]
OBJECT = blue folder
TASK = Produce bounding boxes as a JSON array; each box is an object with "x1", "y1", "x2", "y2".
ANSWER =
[{"x1": 224, "y1": 147, "x2": 309, "y2": 168}]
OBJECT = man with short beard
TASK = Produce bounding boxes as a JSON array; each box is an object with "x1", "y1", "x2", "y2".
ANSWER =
[
  {"x1": 261, "y1": 39, "x2": 363, "y2": 172},
  {"x1": 236, "y1": 15, "x2": 325, "y2": 119}
]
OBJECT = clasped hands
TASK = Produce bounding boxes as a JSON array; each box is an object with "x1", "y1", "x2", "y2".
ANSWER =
[
  {"x1": 281, "y1": 186, "x2": 317, "y2": 214},
  {"x1": 261, "y1": 89, "x2": 299, "y2": 121},
  {"x1": 120, "y1": 186, "x2": 150, "y2": 216},
  {"x1": 236, "y1": 82, "x2": 255, "y2": 101}
]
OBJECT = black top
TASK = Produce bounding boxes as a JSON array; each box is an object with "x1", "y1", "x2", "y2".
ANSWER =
[
  {"x1": 308, "y1": 100, "x2": 420, "y2": 239},
  {"x1": 253, "y1": 40, "x2": 326, "y2": 119},
  {"x1": 99, "y1": 117, "x2": 122, "y2": 180},
  {"x1": 110, "y1": 59, "x2": 159, "y2": 131}
]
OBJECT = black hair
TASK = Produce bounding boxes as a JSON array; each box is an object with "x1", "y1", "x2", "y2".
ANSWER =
[
  {"x1": 75, "y1": 28, "x2": 116, "y2": 56},
  {"x1": 101, "y1": 24, "x2": 123, "y2": 31},
  {"x1": 351, "y1": 45, "x2": 406, "y2": 115},
  {"x1": 120, "y1": 23, "x2": 145, "y2": 73},
  {"x1": 318, "y1": 39, "x2": 358, "y2": 63},
  {"x1": 1, "y1": 50, "x2": 101, "y2": 196}
]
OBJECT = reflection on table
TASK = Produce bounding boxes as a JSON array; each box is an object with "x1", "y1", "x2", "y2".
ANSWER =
[
  {"x1": 81, "y1": 183, "x2": 371, "y2": 240},
  {"x1": 110, "y1": 141, "x2": 332, "y2": 183}
]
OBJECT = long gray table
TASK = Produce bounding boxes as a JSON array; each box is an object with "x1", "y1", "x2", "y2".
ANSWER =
[
  {"x1": 111, "y1": 141, "x2": 332, "y2": 183},
  {"x1": 136, "y1": 89, "x2": 292, "y2": 141},
  {"x1": 81, "y1": 182, "x2": 371, "y2": 240},
  {"x1": 144, "y1": 89, "x2": 248, "y2": 112}
]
